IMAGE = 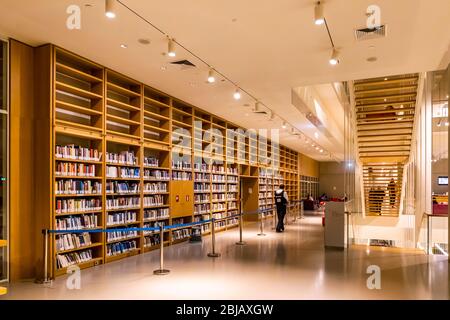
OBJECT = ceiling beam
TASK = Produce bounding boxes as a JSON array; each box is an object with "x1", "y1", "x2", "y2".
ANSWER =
[
  {"x1": 354, "y1": 76, "x2": 418, "y2": 87},
  {"x1": 356, "y1": 93, "x2": 417, "y2": 101},
  {"x1": 354, "y1": 85, "x2": 417, "y2": 95}
]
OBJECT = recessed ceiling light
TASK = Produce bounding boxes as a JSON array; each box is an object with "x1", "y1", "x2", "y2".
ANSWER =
[
  {"x1": 160, "y1": 66, "x2": 167, "y2": 71},
  {"x1": 233, "y1": 88, "x2": 241, "y2": 100},
  {"x1": 120, "y1": 44, "x2": 127, "y2": 49},
  {"x1": 314, "y1": 132, "x2": 319, "y2": 139}
]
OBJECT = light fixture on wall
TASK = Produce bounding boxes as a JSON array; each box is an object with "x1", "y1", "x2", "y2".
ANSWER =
[
  {"x1": 314, "y1": 1, "x2": 325, "y2": 25},
  {"x1": 207, "y1": 69, "x2": 216, "y2": 83},
  {"x1": 105, "y1": 0, "x2": 117, "y2": 19},
  {"x1": 329, "y1": 48, "x2": 339, "y2": 65},
  {"x1": 167, "y1": 37, "x2": 176, "y2": 57},
  {"x1": 233, "y1": 88, "x2": 241, "y2": 100}
]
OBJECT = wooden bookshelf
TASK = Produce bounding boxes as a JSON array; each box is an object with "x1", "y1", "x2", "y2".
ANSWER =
[{"x1": 34, "y1": 44, "x2": 308, "y2": 277}]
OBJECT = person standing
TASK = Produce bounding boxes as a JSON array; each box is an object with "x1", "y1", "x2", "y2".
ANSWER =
[
  {"x1": 387, "y1": 178, "x2": 396, "y2": 208},
  {"x1": 275, "y1": 184, "x2": 289, "y2": 232}
]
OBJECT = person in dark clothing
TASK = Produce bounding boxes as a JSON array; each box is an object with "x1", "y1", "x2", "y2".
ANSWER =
[
  {"x1": 274, "y1": 184, "x2": 289, "y2": 232},
  {"x1": 387, "y1": 178, "x2": 396, "y2": 208}
]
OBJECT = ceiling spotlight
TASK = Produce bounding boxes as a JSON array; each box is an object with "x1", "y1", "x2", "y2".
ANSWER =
[
  {"x1": 207, "y1": 69, "x2": 216, "y2": 83},
  {"x1": 105, "y1": 0, "x2": 117, "y2": 19},
  {"x1": 167, "y1": 38, "x2": 176, "y2": 57},
  {"x1": 120, "y1": 44, "x2": 127, "y2": 49},
  {"x1": 268, "y1": 111, "x2": 275, "y2": 121},
  {"x1": 384, "y1": 78, "x2": 388, "y2": 81},
  {"x1": 254, "y1": 101, "x2": 261, "y2": 112},
  {"x1": 233, "y1": 88, "x2": 241, "y2": 100},
  {"x1": 320, "y1": 149, "x2": 324, "y2": 153},
  {"x1": 314, "y1": 1, "x2": 325, "y2": 25},
  {"x1": 329, "y1": 48, "x2": 339, "y2": 65},
  {"x1": 315, "y1": 146, "x2": 320, "y2": 150},
  {"x1": 282, "y1": 121, "x2": 287, "y2": 129}
]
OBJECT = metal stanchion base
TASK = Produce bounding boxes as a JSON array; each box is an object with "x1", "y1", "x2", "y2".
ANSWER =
[
  {"x1": 235, "y1": 241, "x2": 246, "y2": 245},
  {"x1": 153, "y1": 269, "x2": 170, "y2": 275},
  {"x1": 257, "y1": 233, "x2": 266, "y2": 236},
  {"x1": 207, "y1": 252, "x2": 221, "y2": 258},
  {"x1": 34, "y1": 278, "x2": 53, "y2": 286}
]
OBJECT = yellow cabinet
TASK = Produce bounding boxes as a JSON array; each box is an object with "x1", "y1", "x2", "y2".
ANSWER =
[{"x1": 170, "y1": 181, "x2": 194, "y2": 218}]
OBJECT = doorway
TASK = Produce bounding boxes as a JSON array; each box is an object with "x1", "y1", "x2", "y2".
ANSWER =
[{"x1": 240, "y1": 177, "x2": 259, "y2": 222}]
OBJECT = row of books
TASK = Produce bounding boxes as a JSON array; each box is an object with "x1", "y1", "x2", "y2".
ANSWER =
[
  {"x1": 194, "y1": 214, "x2": 210, "y2": 222},
  {"x1": 212, "y1": 194, "x2": 226, "y2": 201},
  {"x1": 107, "y1": 211, "x2": 137, "y2": 226},
  {"x1": 56, "y1": 214, "x2": 98, "y2": 230},
  {"x1": 144, "y1": 208, "x2": 170, "y2": 221},
  {"x1": 106, "y1": 197, "x2": 140, "y2": 209},
  {"x1": 56, "y1": 249, "x2": 93, "y2": 269},
  {"x1": 195, "y1": 194, "x2": 210, "y2": 203},
  {"x1": 56, "y1": 232, "x2": 92, "y2": 252},
  {"x1": 194, "y1": 204, "x2": 210, "y2": 214},
  {"x1": 172, "y1": 228, "x2": 191, "y2": 240},
  {"x1": 55, "y1": 163, "x2": 96, "y2": 177},
  {"x1": 211, "y1": 165, "x2": 225, "y2": 173},
  {"x1": 55, "y1": 145, "x2": 102, "y2": 162},
  {"x1": 143, "y1": 221, "x2": 165, "y2": 235},
  {"x1": 212, "y1": 203, "x2": 226, "y2": 211},
  {"x1": 106, "y1": 151, "x2": 138, "y2": 165},
  {"x1": 212, "y1": 175, "x2": 226, "y2": 182},
  {"x1": 228, "y1": 202, "x2": 237, "y2": 209},
  {"x1": 194, "y1": 173, "x2": 210, "y2": 181},
  {"x1": 211, "y1": 184, "x2": 226, "y2": 192},
  {"x1": 227, "y1": 167, "x2": 238, "y2": 175},
  {"x1": 227, "y1": 194, "x2": 237, "y2": 200},
  {"x1": 227, "y1": 177, "x2": 238, "y2": 183},
  {"x1": 144, "y1": 156, "x2": 159, "y2": 167},
  {"x1": 193, "y1": 163, "x2": 209, "y2": 171},
  {"x1": 56, "y1": 198, "x2": 101, "y2": 214},
  {"x1": 194, "y1": 183, "x2": 210, "y2": 192},
  {"x1": 171, "y1": 161, "x2": 191, "y2": 170},
  {"x1": 172, "y1": 172, "x2": 192, "y2": 181},
  {"x1": 143, "y1": 195, "x2": 166, "y2": 207},
  {"x1": 228, "y1": 185, "x2": 238, "y2": 192},
  {"x1": 107, "y1": 240, "x2": 138, "y2": 256},
  {"x1": 144, "y1": 234, "x2": 160, "y2": 247},
  {"x1": 144, "y1": 169, "x2": 170, "y2": 180},
  {"x1": 143, "y1": 182, "x2": 168, "y2": 193},
  {"x1": 107, "y1": 230, "x2": 138, "y2": 242},
  {"x1": 106, "y1": 167, "x2": 140, "y2": 179},
  {"x1": 55, "y1": 180, "x2": 102, "y2": 195},
  {"x1": 106, "y1": 182, "x2": 139, "y2": 194}
]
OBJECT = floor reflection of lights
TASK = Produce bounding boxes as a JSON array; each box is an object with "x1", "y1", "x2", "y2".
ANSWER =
[{"x1": 1, "y1": 217, "x2": 448, "y2": 300}]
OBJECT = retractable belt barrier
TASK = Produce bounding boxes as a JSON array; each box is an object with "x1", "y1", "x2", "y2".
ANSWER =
[{"x1": 41, "y1": 203, "x2": 302, "y2": 282}]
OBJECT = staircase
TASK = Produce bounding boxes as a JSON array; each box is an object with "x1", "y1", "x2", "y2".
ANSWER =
[{"x1": 353, "y1": 74, "x2": 419, "y2": 216}]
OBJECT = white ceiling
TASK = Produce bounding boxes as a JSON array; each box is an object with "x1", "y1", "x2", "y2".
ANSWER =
[{"x1": 1, "y1": 0, "x2": 449, "y2": 161}]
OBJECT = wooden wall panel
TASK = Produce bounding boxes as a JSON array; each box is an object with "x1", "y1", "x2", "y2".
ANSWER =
[
  {"x1": 299, "y1": 154, "x2": 319, "y2": 178},
  {"x1": 9, "y1": 39, "x2": 35, "y2": 280}
]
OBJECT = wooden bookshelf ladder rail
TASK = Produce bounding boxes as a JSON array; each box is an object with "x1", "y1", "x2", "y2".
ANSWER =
[
  {"x1": 153, "y1": 224, "x2": 170, "y2": 275},
  {"x1": 207, "y1": 218, "x2": 221, "y2": 258}
]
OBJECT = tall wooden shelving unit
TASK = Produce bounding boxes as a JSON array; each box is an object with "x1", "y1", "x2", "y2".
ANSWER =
[{"x1": 37, "y1": 45, "x2": 304, "y2": 277}]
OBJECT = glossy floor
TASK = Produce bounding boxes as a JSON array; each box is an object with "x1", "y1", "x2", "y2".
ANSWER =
[{"x1": 1, "y1": 216, "x2": 448, "y2": 299}]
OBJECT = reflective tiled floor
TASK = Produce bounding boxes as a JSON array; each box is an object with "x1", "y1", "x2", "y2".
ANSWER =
[{"x1": 1, "y1": 216, "x2": 448, "y2": 299}]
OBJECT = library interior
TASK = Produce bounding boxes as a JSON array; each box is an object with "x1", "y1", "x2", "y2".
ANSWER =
[{"x1": 0, "y1": 0, "x2": 449, "y2": 300}]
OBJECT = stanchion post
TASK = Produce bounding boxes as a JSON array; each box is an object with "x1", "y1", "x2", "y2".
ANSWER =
[
  {"x1": 43, "y1": 229, "x2": 52, "y2": 284},
  {"x1": 208, "y1": 219, "x2": 221, "y2": 257},
  {"x1": 257, "y1": 210, "x2": 266, "y2": 236},
  {"x1": 154, "y1": 225, "x2": 170, "y2": 275},
  {"x1": 236, "y1": 212, "x2": 246, "y2": 245}
]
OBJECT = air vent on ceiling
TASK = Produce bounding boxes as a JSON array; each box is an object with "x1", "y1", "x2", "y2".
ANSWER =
[
  {"x1": 354, "y1": 25, "x2": 387, "y2": 41},
  {"x1": 170, "y1": 60, "x2": 196, "y2": 69}
]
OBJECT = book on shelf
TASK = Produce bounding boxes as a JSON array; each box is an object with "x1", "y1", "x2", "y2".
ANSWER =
[
  {"x1": 172, "y1": 171, "x2": 192, "y2": 181},
  {"x1": 144, "y1": 208, "x2": 170, "y2": 220},
  {"x1": 144, "y1": 195, "x2": 166, "y2": 207},
  {"x1": 56, "y1": 198, "x2": 101, "y2": 214},
  {"x1": 107, "y1": 229, "x2": 138, "y2": 242},
  {"x1": 106, "y1": 181, "x2": 140, "y2": 194},
  {"x1": 107, "y1": 211, "x2": 137, "y2": 226},
  {"x1": 106, "y1": 151, "x2": 138, "y2": 165},
  {"x1": 55, "y1": 145, "x2": 102, "y2": 162},
  {"x1": 56, "y1": 162, "x2": 96, "y2": 177},
  {"x1": 107, "y1": 240, "x2": 138, "y2": 256},
  {"x1": 55, "y1": 180, "x2": 102, "y2": 195},
  {"x1": 143, "y1": 182, "x2": 168, "y2": 193},
  {"x1": 56, "y1": 214, "x2": 98, "y2": 230},
  {"x1": 56, "y1": 232, "x2": 93, "y2": 252},
  {"x1": 56, "y1": 249, "x2": 93, "y2": 269},
  {"x1": 106, "y1": 166, "x2": 140, "y2": 178},
  {"x1": 171, "y1": 160, "x2": 191, "y2": 170},
  {"x1": 144, "y1": 156, "x2": 159, "y2": 167},
  {"x1": 144, "y1": 234, "x2": 161, "y2": 247},
  {"x1": 106, "y1": 197, "x2": 140, "y2": 210}
]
